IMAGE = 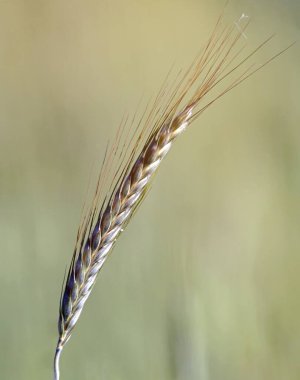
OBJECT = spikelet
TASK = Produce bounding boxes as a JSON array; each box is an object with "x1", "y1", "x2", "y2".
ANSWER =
[{"x1": 54, "y1": 14, "x2": 290, "y2": 380}]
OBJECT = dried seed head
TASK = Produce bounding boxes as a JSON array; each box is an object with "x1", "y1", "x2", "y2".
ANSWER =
[{"x1": 55, "y1": 15, "x2": 290, "y2": 380}]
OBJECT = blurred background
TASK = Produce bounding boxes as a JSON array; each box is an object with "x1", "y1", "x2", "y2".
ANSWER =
[{"x1": 0, "y1": 0, "x2": 299, "y2": 379}]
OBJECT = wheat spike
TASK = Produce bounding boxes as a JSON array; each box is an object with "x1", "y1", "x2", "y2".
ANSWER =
[{"x1": 53, "y1": 14, "x2": 289, "y2": 380}]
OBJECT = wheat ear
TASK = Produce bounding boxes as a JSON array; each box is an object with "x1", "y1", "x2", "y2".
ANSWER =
[{"x1": 53, "y1": 15, "x2": 290, "y2": 380}]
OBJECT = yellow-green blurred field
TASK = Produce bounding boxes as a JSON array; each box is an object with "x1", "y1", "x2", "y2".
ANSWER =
[{"x1": 0, "y1": 1, "x2": 299, "y2": 379}]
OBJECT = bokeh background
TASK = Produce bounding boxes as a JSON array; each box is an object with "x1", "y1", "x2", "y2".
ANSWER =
[{"x1": 0, "y1": 0, "x2": 299, "y2": 379}]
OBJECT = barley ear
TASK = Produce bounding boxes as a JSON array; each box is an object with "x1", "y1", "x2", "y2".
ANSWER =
[{"x1": 53, "y1": 14, "x2": 292, "y2": 380}]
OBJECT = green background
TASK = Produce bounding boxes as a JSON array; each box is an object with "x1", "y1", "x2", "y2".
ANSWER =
[{"x1": 0, "y1": 0, "x2": 299, "y2": 379}]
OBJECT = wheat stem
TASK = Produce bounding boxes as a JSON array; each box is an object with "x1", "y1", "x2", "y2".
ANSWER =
[{"x1": 54, "y1": 344, "x2": 62, "y2": 380}]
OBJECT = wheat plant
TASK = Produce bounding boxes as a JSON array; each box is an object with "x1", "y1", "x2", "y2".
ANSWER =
[{"x1": 53, "y1": 13, "x2": 290, "y2": 380}]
